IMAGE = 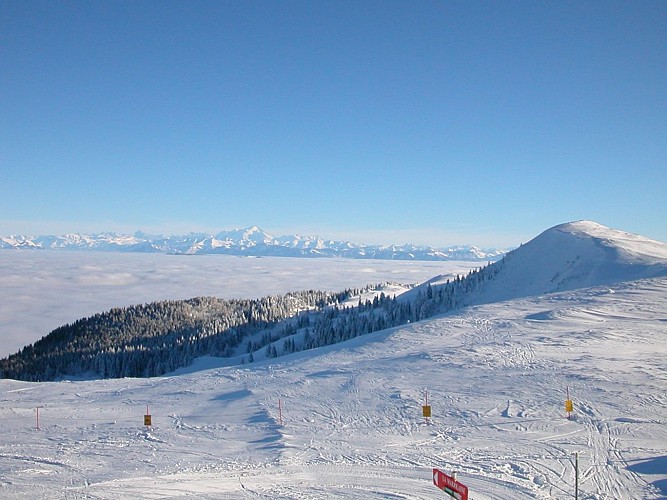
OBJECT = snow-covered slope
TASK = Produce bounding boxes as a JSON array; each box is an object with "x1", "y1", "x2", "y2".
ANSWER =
[
  {"x1": 1, "y1": 277, "x2": 665, "y2": 498},
  {"x1": 418, "y1": 220, "x2": 667, "y2": 307},
  {"x1": 487, "y1": 219, "x2": 667, "y2": 293}
]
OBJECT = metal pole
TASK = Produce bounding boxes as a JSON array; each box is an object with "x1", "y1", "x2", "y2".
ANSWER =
[{"x1": 575, "y1": 452, "x2": 579, "y2": 500}]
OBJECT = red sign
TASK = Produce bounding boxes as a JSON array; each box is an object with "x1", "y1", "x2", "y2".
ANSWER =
[{"x1": 433, "y1": 468, "x2": 468, "y2": 500}]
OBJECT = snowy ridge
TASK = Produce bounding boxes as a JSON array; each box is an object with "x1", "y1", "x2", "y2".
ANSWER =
[
  {"x1": 0, "y1": 226, "x2": 505, "y2": 261},
  {"x1": 420, "y1": 220, "x2": 667, "y2": 306}
]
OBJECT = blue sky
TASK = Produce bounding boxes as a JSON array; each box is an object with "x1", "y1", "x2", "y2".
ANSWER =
[{"x1": 2, "y1": 0, "x2": 665, "y2": 247}]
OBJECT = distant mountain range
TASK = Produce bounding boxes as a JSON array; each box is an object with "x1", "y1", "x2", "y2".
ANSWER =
[{"x1": 0, "y1": 226, "x2": 506, "y2": 261}]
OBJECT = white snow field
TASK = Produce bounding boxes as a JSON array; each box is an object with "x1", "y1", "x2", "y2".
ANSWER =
[{"x1": 1, "y1": 221, "x2": 666, "y2": 499}]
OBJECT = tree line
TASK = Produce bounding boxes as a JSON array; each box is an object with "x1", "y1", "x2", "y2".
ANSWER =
[{"x1": 0, "y1": 259, "x2": 503, "y2": 381}]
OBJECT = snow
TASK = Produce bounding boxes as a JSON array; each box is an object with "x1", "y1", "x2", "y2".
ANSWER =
[
  {"x1": 1, "y1": 221, "x2": 666, "y2": 498},
  {"x1": 1, "y1": 277, "x2": 665, "y2": 498},
  {"x1": 418, "y1": 220, "x2": 667, "y2": 308}
]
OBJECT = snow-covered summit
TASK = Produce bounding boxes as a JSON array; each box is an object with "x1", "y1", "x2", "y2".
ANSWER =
[
  {"x1": 215, "y1": 226, "x2": 274, "y2": 246},
  {"x1": 551, "y1": 220, "x2": 667, "y2": 261},
  {"x1": 467, "y1": 220, "x2": 667, "y2": 304}
]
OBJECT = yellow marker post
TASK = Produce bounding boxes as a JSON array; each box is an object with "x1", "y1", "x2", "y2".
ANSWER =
[
  {"x1": 144, "y1": 404, "x2": 152, "y2": 427},
  {"x1": 423, "y1": 389, "x2": 432, "y2": 420}
]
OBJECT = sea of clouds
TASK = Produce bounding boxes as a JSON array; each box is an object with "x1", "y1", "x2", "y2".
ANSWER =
[{"x1": 0, "y1": 251, "x2": 477, "y2": 358}]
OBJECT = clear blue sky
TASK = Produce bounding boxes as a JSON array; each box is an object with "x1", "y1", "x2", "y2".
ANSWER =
[{"x1": 2, "y1": 0, "x2": 665, "y2": 247}]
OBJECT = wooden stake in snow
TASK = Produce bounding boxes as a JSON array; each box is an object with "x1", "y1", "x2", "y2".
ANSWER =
[
  {"x1": 144, "y1": 405, "x2": 152, "y2": 427},
  {"x1": 422, "y1": 389, "x2": 431, "y2": 419}
]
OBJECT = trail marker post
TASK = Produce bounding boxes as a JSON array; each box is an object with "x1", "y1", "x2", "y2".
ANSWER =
[
  {"x1": 422, "y1": 389, "x2": 432, "y2": 420},
  {"x1": 144, "y1": 405, "x2": 152, "y2": 427}
]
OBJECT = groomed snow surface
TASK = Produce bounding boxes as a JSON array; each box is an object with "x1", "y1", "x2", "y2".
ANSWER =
[{"x1": 2, "y1": 277, "x2": 666, "y2": 499}]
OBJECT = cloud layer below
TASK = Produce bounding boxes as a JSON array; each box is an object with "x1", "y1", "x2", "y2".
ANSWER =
[{"x1": 0, "y1": 251, "x2": 476, "y2": 358}]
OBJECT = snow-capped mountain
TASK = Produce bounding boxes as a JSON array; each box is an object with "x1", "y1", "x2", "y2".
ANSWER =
[
  {"x1": 415, "y1": 220, "x2": 667, "y2": 305},
  {"x1": 0, "y1": 226, "x2": 506, "y2": 261}
]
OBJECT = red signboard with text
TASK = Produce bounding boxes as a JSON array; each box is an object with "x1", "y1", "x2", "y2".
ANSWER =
[{"x1": 433, "y1": 468, "x2": 468, "y2": 500}]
